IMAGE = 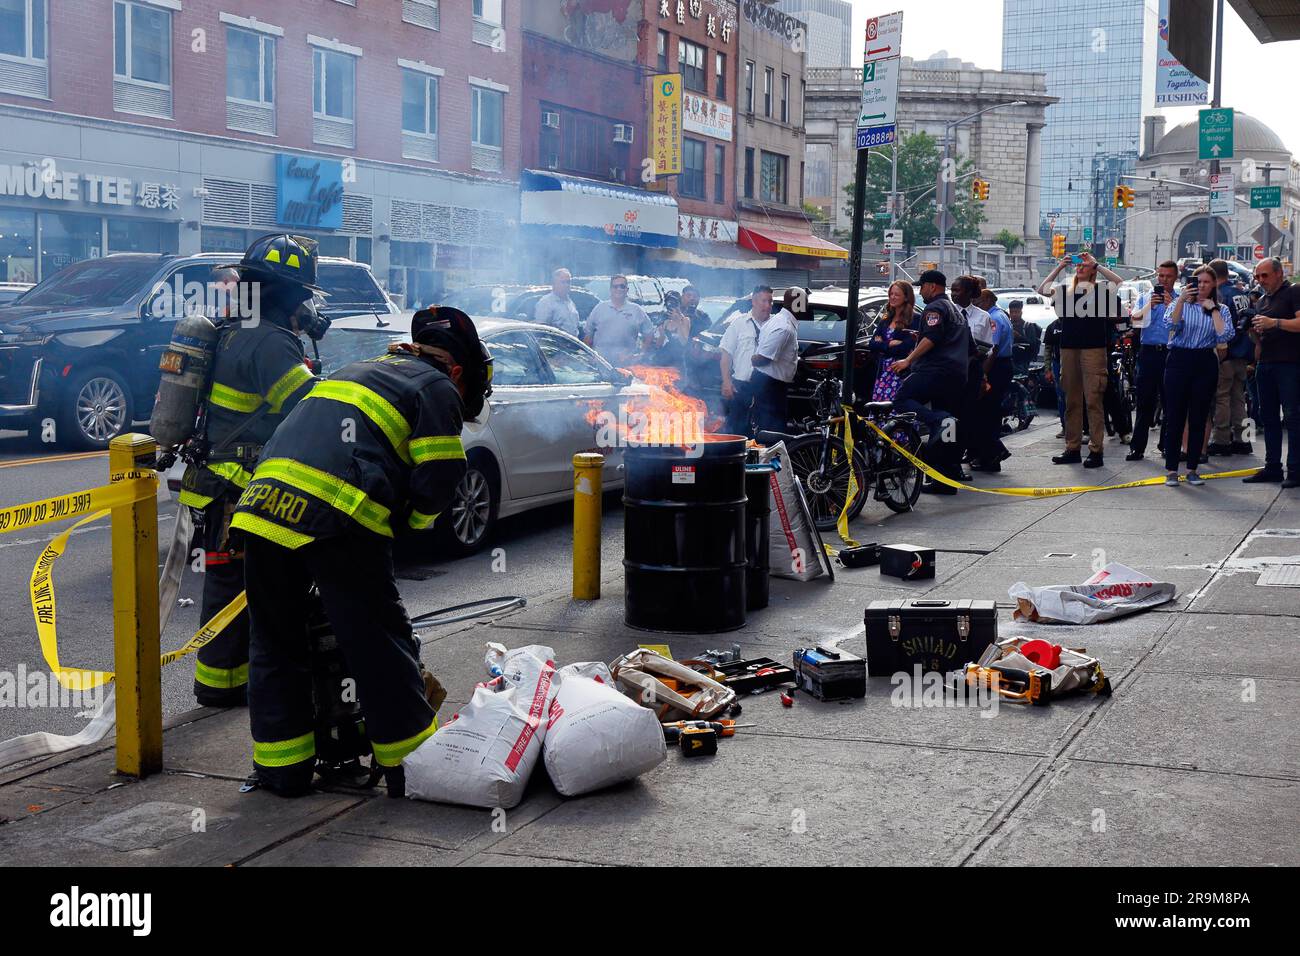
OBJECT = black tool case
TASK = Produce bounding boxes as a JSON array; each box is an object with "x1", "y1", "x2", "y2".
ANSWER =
[
  {"x1": 791, "y1": 646, "x2": 866, "y2": 700},
  {"x1": 713, "y1": 657, "x2": 795, "y2": 695},
  {"x1": 864, "y1": 599, "x2": 999, "y2": 677}
]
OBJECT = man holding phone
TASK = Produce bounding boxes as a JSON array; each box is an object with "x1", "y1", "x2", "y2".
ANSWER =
[{"x1": 1125, "y1": 260, "x2": 1180, "y2": 461}]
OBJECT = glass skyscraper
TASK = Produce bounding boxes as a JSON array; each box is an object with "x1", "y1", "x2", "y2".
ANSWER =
[
  {"x1": 1003, "y1": 0, "x2": 1145, "y2": 245},
  {"x1": 775, "y1": 0, "x2": 853, "y2": 68}
]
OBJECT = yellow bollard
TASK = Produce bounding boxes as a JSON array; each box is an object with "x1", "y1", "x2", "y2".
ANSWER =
[
  {"x1": 109, "y1": 433, "x2": 162, "y2": 777},
  {"x1": 572, "y1": 453, "x2": 605, "y2": 600}
]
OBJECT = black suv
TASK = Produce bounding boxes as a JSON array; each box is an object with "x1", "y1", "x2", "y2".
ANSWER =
[{"x1": 0, "y1": 253, "x2": 396, "y2": 449}]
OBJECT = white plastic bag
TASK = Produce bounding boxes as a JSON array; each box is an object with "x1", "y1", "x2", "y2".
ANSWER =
[
  {"x1": 403, "y1": 644, "x2": 557, "y2": 809},
  {"x1": 543, "y1": 662, "x2": 666, "y2": 797},
  {"x1": 1009, "y1": 563, "x2": 1176, "y2": 625}
]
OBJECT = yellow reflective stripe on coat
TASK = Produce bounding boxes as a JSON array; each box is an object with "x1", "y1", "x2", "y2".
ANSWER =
[
  {"x1": 209, "y1": 382, "x2": 262, "y2": 413},
  {"x1": 178, "y1": 489, "x2": 215, "y2": 509},
  {"x1": 209, "y1": 461, "x2": 253, "y2": 489},
  {"x1": 194, "y1": 660, "x2": 248, "y2": 690},
  {"x1": 408, "y1": 509, "x2": 439, "y2": 530},
  {"x1": 304, "y1": 380, "x2": 412, "y2": 461},
  {"x1": 409, "y1": 435, "x2": 466, "y2": 465},
  {"x1": 229, "y1": 511, "x2": 316, "y2": 550},
  {"x1": 254, "y1": 731, "x2": 315, "y2": 768},
  {"x1": 371, "y1": 717, "x2": 439, "y2": 767},
  {"x1": 252, "y1": 458, "x2": 393, "y2": 537},
  {"x1": 266, "y1": 363, "x2": 314, "y2": 413}
]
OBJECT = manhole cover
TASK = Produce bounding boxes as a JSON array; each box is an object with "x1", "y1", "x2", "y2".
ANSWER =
[{"x1": 1257, "y1": 565, "x2": 1300, "y2": 588}]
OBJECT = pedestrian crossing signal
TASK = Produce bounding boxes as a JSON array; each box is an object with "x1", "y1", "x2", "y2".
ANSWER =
[
  {"x1": 1052, "y1": 234, "x2": 1066, "y2": 258},
  {"x1": 1113, "y1": 185, "x2": 1135, "y2": 208}
]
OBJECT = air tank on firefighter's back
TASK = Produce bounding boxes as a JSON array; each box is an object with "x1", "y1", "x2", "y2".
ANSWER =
[{"x1": 148, "y1": 313, "x2": 222, "y2": 450}]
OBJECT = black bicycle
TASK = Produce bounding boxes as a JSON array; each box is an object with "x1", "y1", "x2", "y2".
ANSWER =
[{"x1": 762, "y1": 348, "x2": 924, "y2": 530}]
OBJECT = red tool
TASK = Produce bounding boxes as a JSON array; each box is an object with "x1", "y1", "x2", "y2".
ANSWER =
[
  {"x1": 780, "y1": 691, "x2": 794, "y2": 707},
  {"x1": 1020, "y1": 640, "x2": 1062, "y2": 670}
]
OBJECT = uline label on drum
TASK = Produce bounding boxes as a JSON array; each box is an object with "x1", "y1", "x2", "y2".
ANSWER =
[{"x1": 671, "y1": 466, "x2": 696, "y2": 484}]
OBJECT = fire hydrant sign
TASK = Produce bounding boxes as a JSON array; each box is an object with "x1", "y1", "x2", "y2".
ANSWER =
[{"x1": 856, "y1": 10, "x2": 902, "y2": 151}]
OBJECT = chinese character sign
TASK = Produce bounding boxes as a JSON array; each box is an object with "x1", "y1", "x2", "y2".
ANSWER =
[{"x1": 652, "y1": 74, "x2": 683, "y2": 177}]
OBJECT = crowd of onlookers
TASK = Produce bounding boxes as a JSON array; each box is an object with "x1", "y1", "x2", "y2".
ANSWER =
[{"x1": 529, "y1": 254, "x2": 1299, "y2": 492}]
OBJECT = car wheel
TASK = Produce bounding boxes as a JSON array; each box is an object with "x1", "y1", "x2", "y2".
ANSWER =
[
  {"x1": 437, "y1": 453, "x2": 499, "y2": 557},
  {"x1": 58, "y1": 367, "x2": 134, "y2": 450}
]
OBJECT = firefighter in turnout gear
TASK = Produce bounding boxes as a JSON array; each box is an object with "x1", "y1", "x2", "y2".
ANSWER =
[
  {"x1": 180, "y1": 235, "x2": 325, "y2": 707},
  {"x1": 231, "y1": 307, "x2": 493, "y2": 797}
]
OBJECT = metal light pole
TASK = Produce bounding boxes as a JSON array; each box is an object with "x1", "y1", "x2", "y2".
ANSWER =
[
  {"x1": 842, "y1": 145, "x2": 871, "y2": 407},
  {"x1": 1206, "y1": 0, "x2": 1225, "y2": 256},
  {"x1": 937, "y1": 101, "x2": 1027, "y2": 275}
]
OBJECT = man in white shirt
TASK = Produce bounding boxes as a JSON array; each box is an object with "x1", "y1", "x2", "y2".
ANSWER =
[
  {"x1": 585, "y1": 275, "x2": 651, "y2": 368},
  {"x1": 533, "y1": 267, "x2": 581, "y2": 338},
  {"x1": 749, "y1": 285, "x2": 800, "y2": 433},
  {"x1": 719, "y1": 304, "x2": 764, "y2": 436}
]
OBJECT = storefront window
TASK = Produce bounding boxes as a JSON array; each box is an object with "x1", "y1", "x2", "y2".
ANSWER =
[
  {"x1": 299, "y1": 233, "x2": 351, "y2": 258},
  {"x1": 355, "y1": 236, "x2": 372, "y2": 264},
  {"x1": 200, "y1": 226, "x2": 248, "y2": 254},
  {"x1": 389, "y1": 240, "x2": 438, "y2": 311},
  {"x1": 0, "y1": 208, "x2": 36, "y2": 283},
  {"x1": 108, "y1": 218, "x2": 178, "y2": 255},
  {"x1": 39, "y1": 211, "x2": 101, "y2": 281}
]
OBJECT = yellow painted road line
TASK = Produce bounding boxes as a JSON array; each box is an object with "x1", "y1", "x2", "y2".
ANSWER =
[{"x1": 0, "y1": 450, "x2": 109, "y2": 470}]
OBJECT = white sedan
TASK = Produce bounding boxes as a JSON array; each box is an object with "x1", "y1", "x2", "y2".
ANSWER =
[{"x1": 316, "y1": 314, "x2": 647, "y2": 554}]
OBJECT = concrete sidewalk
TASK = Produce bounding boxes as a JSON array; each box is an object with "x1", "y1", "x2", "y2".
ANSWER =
[{"x1": 2, "y1": 425, "x2": 1298, "y2": 866}]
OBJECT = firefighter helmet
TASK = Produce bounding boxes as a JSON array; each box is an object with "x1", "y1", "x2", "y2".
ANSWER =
[
  {"x1": 411, "y1": 306, "x2": 494, "y2": 420},
  {"x1": 232, "y1": 234, "x2": 325, "y2": 292}
]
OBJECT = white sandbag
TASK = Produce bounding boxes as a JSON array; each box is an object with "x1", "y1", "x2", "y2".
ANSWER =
[
  {"x1": 543, "y1": 662, "x2": 666, "y2": 797},
  {"x1": 758, "y1": 442, "x2": 833, "y2": 581},
  {"x1": 403, "y1": 644, "x2": 557, "y2": 809},
  {"x1": 1009, "y1": 563, "x2": 1176, "y2": 625}
]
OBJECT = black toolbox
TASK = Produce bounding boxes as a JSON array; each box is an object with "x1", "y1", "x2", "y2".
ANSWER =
[
  {"x1": 713, "y1": 657, "x2": 795, "y2": 695},
  {"x1": 864, "y1": 599, "x2": 999, "y2": 677},
  {"x1": 791, "y1": 646, "x2": 866, "y2": 701},
  {"x1": 879, "y1": 543, "x2": 936, "y2": 580}
]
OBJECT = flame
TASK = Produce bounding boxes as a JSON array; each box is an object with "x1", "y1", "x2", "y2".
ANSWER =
[{"x1": 586, "y1": 365, "x2": 723, "y2": 448}]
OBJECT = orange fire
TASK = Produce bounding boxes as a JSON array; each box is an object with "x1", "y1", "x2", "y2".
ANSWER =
[{"x1": 586, "y1": 365, "x2": 724, "y2": 448}]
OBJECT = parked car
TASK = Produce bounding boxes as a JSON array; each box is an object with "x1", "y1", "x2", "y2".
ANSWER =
[
  {"x1": 315, "y1": 312, "x2": 647, "y2": 555},
  {"x1": 691, "y1": 287, "x2": 920, "y2": 415},
  {"x1": 572, "y1": 275, "x2": 667, "y2": 312},
  {"x1": 440, "y1": 284, "x2": 601, "y2": 333},
  {"x1": 0, "y1": 282, "x2": 33, "y2": 305},
  {"x1": 0, "y1": 253, "x2": 396, "y2": 448},
  {"x1": 992, "y1": 288, "x2": 1057, "y2": 332}
]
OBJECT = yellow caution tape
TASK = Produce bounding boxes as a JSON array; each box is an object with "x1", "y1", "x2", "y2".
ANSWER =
[
  {"x1": 836, "y1": 405, "x2": 861, "y2": 547},
  {"x1": 862, "y1": 419, "x2": 1261, "y2": 497},
  {"x1": 0, "y1": 477, "x2": 154, "y2": 536},
  {"x1": 15, "y1": 476, "x2": 244, "y2": 690}
]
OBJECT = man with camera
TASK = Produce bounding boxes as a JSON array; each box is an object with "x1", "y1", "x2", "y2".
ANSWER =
[{"x1": 1126, "y1": 260, "x2": 1180, "y2": 462}]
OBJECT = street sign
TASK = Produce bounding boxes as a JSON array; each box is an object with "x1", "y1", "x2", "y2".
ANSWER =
[
  {"x1": 856, "y1": 56, "x2": 900, "y2": 149},
  {"x1": 883, "y1": 228, "x2": 903, "y2": 251},
  {"x1": 1210, "y1": 172, "x2": 1234, "y2": 216},
  {"x1": 863, "y1": 11, "x2": 903, "y2": 64},
  {"x1": 1250, "y1": 185, "x2": 1282, "y2": 209},
  {"x1": 1083, "y1": 227, "x2": 1094, "y2": 242},
  {"x1": 1105, "y1": 237, "x2": 1120, "y2": 258},
  {"x1": 1254, "y1": 244, "x2": 1265, "y2": 260},
  {"x1": 1106, "y1": 257, "x2": 1118, "y2": 266},
  {"x1": 1150, "y1": 188, "x2": 1172, "y2": 210},
  {"x1": 1198, "y1": 107, "x2": 1234, "y2": 161}
]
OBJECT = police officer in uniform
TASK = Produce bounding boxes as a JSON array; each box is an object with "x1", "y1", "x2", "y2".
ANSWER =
[
  {"x1": 230, "y1": 307, "x2": 492, "y2": 797},
  {"x1": 889, "y1": 270, "x2": 971, "y2": 495},
  {"x1": 179, "y1": 234, "x2": 325, "y2": 707}
]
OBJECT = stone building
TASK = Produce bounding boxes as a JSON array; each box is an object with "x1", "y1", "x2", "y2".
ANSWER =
[
  {"x1": 1124, "y1": 112, "x2": 1298, "y2": 270},
  {"x1": 804, "y1": 52, "x2": 1056, "y2": 252}
]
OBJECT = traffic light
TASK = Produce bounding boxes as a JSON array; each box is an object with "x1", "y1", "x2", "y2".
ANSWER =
[
  {"x1": 1052, "y1": 234, "x2": 1066, "y2": 258},
  {"x1": 971, "y1": 178, "x2": 990, "y2": 201},
  {"x1": 1113, "y1": 185, "x2": 1135, "y2": 208}
]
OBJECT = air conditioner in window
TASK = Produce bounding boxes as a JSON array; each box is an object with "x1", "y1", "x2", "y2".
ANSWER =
[
  {"x1": 542, "y1": 111, "x2": 560, "y2": 129},
  {"x1": 613, "y1": 124, "x2": 635, "y2": 145},
  {"x1": 546, "y1": 157, "x2": 560, "y2": 170}
]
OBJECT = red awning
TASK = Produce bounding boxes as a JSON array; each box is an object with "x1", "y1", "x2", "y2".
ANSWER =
[{"x1": 738, "y1": 226, "x2": 848, "y2": 261}]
